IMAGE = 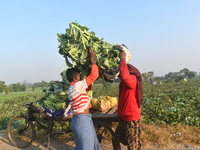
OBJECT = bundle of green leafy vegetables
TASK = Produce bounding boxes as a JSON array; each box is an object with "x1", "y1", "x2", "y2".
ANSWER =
[
  {"x1": 38, "y1": 21, "x2": 121, "y2": 111},
  {"x1": 38, "y1": 74, "x2": 94, "y2": 111},
  {"x1": 57, "y1": 21, "x2": 121, "y2": 80},
  {"x1": 38, "y1": 81, "x2": 69, "y2": 111}
]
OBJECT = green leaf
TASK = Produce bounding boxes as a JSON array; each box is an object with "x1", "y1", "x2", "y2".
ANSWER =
[
  {"x1": 65, "y1": 56, "x2": 73, "y2": 67},
  {"x1": 102, "y1": 76, "x2": 111, "y2": 90},
  {"x1": 103, "y1": 58, "x2": 109, "y2": 68},
  {"x1": 80, "y1": 50, "x2": 88, "y2": 64}
]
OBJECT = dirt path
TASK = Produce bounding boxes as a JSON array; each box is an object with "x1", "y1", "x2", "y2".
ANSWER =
[
  {"x1": 1, "y1": 133, "x2": 199, "y2": 150},
  {"x1": 0, "y1": 133, "x2": 112, "y2": 150},
  {"x1": 0, "y1": 132, "x2": 123, "y2": 150}
]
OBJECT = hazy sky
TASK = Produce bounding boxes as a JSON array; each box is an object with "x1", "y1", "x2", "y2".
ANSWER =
[{"x1": 0, "y1": 0, "x2": 200, "y2": 85}]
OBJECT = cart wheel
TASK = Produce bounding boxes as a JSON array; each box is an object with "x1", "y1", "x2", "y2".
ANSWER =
[
  {"x1": 7, "y1": 115, "x2": 35, "y2": 148},
  {"x1": 93, "y1": 121, "x2": 114, "y2": 144}
]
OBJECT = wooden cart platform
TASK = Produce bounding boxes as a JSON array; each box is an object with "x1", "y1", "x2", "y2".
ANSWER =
[
  {"x1": 91, "y1": 105, "x2": 120, "y2": 123},
  {"x1": 59, "y1": 105, "x2": 119, "y2": 122}
]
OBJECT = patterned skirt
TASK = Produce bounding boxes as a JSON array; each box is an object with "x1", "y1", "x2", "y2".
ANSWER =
[{"x1": 113, "y1": 118, "x2": 141, "y2": 150}]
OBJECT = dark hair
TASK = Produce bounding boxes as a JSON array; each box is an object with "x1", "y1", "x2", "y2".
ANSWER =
[{"x1": 66, "y1": 68, "x2": 81, "y2": 82}]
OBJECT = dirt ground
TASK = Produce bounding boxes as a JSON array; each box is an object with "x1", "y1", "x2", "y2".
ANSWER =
[{"x1": 1, "y1": 132, "x2": 200, "y2": 150}]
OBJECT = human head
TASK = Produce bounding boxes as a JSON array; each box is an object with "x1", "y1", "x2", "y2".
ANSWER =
[{"x1": 66, "y1": 68, "x2": 81, "y2": 82}]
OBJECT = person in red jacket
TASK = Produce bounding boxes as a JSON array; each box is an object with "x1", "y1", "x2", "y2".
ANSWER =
[{"x1": 112, "y1": 51, "x2": 142, "y2": 150}]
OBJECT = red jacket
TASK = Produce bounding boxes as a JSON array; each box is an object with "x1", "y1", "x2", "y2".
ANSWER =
[{"x1": 117, "y1": 59, "x2": 141, "y2": 121}]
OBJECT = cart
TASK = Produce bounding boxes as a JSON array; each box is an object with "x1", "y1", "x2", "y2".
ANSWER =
[{"x1": 7, "y1": 101, "x2": 120, "y2": 148}]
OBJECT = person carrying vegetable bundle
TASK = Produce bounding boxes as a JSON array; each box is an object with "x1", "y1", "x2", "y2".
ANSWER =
[
  {"x1": 67, "y1": 49, "x2": 101, "y2": 150},
  {"x1": 112, "y1": 49, "x2": 143, "y2": 150}
]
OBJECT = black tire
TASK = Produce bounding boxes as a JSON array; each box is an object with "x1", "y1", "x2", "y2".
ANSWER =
[
  {"x1": 93, "y1": 121, "x2": 114, "y2": 144},
  {"x1": 7, "y1": 115, "x2": 35, "y2": 148}
]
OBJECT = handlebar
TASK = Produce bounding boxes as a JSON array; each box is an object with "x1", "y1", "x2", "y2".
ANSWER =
[
  {"x1": 24, "y1": 101, "x2": 40, "y2": 114},
  {"x1": 24, "y1": 100, "x2": 41, "y2": 107}
]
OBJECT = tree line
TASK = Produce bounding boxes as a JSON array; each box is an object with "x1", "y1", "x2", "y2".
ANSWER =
[
  {"x1": 142, "y1": 68, "x2": 199, "y2": 84},
  {"x1": 0, "y1": 68, "x2": 199, "y2": 95}
]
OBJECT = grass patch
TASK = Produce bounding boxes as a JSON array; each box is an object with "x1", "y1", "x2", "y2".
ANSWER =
[
  {"x1": 0, "y1": 87, "x2": 43, "y2": 103},
  {"x1": 141, "y1": 123, "x2": 200, "y2": 148}
]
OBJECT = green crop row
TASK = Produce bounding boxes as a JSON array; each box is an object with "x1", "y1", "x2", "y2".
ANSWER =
[
  {"x1": 0, "y1": 81, "x2": 199, "y2": 130},
  {"x1": 142, "y1": 82, "x2": 200, "y2": 126},
  {"x1": 0, "y1": 92, "x2": 44, "y2": 130}
]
